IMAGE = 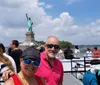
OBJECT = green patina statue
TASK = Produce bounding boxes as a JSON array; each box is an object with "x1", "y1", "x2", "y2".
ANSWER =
[{"x1": 26, "y1": 14, "x2": 33, "y2": 32}]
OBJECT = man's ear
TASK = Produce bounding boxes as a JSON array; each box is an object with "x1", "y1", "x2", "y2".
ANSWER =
[{"x1": 44, "y1": 44, "x2": 47, "y2": 48}]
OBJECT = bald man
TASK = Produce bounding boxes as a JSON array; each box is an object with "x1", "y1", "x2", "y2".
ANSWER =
[{"x1": 36, "y1": 36, "x2": 64, "y2": 85}]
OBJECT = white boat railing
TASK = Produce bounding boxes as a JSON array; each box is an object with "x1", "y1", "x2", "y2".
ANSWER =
[
  {"x1": 61, "y1": 57, "x2": 100, "y2": 79},
  {"x1": 70, "y1": 57, "x2": 90, "y2": 79}
]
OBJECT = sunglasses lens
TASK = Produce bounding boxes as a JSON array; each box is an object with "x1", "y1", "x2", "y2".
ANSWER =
[
  {"x1": 54, "y1": 45, "x2": 59, "y2": 49},
  {"x1": 33, "y1": 61, "x2": 40, "y2": 67},
  {"x1": 47, "y1": 44, "x2": 59, "y2": 49},
  {"x1": 47, "y1": 44, "x2": 53, "y2": 48},
  {"x1": 24, "y1": 59, "x2": 31, "y2": 64},
  {"x1": 24, "y1": 59, "x2": 40, "y2": 67}
]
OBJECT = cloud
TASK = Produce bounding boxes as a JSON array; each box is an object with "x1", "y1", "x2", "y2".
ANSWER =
[
  {"x1": 0, "y1": 27, "x2": 26, "y2": 46},
  {"x1": 38, "y1": 2, "x2": 52, "y2": 9},
  {"x1": 0, "y1": 0, "x2": 39, "y2": 28},
  {"x1": 0, "y1": 0, "x2": 100, "y2": 46},
  {"x1": 86, "y1": 19, "x2": 100, "y2": 37},
  {"x1": 64, "y1": 0, "x2": 81, "y2": 5},
  {"x1": 45, "y1": 4, "x2": 52, "y2": 9},
  {"x1": 38, "y1": 2, "x2": 45, "y2": 6}
]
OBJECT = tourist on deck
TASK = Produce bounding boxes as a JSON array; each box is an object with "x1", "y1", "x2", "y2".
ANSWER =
[
  {"x1": 73, "y1": 45, "x2": 80, "y2": 58},
  {"x1": 83, "y1": 70, "x2": 99, "y2": 85},
  {"x1": 56, "y1": 48, "x2": 65, "y2": 59},
  {"x1": 0, "y1": 47, "x2": 15, "y2": 85},
  {"x1": 4, "y1": 47, "x2": 45, "y2": 85},
  {"x1": 93, "y1": 47, "x2": 100, "y2": 58},
  {"x1": 85, "y1": 48, "x2": 93, "y2": 57},
  {"x1": 9, "y1": 40, "x2": 22, "y2": 73},
  {"x1": 83, "y1": 59, "x2": 100, "y2": 85},
  {"x1": 0, "y1": 43, "x2": 17, "y2": 73},
  {"x1": 64, "y1": 46, "x2": 74, "y2": 59},
  {"x1": 37, "y1": 45, "x2": 45, "y2": 53},
  {"x1": 36, "y1": 36, "x2": 64, "y2": 85}
]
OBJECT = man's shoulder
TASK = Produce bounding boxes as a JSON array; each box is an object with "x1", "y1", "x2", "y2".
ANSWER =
[
  {"x1": 12, "y1": 49, "x2": 22, "y2": 54},
  {"x1": 40, "y1": 52, "x2": 46, "y2": 59},
  {"x1": 55, "y1": 58, "x2": 63, "y2": 65},
  {"x1": 40, "y1": 51, "x2": 45, "y2": 55},
  {"x1": 14, "y1": 49, "x2": 22, "y2": 52}
]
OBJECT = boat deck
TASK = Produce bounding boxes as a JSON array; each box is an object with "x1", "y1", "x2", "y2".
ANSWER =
[{"x1": 63, "y1": 73, "x2": 83, "y2": 85}]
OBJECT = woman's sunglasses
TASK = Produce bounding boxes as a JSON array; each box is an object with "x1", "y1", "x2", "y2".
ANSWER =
[
  {"x1": 23, "y1": 59, "x2": 40, "y2": 67},
  {"x1": 46, "y1": 44, "x2": 59, "y2": 49}
]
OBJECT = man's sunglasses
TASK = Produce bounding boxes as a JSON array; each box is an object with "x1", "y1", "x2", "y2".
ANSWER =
[
  {"x1": 23, "y1": 59, "x2": 40, "y2": 67},
  {"x1": 46, "y1": 44, "x2": 59, "y2": 49}
]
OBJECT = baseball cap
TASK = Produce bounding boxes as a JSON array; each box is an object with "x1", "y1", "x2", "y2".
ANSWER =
[{"x1": 22, "y1": 47, "x2": 40, "y2": 61}]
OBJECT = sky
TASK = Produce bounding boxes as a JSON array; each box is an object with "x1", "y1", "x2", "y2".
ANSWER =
[{"x1": 0, "y1": 0, "x2": 100, "y2": 46}]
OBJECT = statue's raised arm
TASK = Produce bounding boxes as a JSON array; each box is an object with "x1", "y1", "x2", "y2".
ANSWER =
[
  {"x1": 26, "y1": 13, "x2": 33, "y2": 32},
  {"x1": 26, "y1": 14, "x2": 28, "y2": 21}
]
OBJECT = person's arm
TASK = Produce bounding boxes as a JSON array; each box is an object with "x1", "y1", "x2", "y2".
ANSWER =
[
  {"x1": 4, "y1": 79, "x2": 14, "y2": 85},
  {"x1": 26, "y1": 13, "x2": 28, "y2": 20},
  {"x1": 2, "y1": 70, "x2": 15, "y2": 81}
]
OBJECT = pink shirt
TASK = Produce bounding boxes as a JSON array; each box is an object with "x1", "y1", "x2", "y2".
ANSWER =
[{"x1": 35, "y1": 52, "x2": 64, "y2": 85}]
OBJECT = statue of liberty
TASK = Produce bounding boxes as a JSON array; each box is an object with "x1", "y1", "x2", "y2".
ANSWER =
[{"x1": 26, "y1": 14, "x2": 33, "y2": 32}]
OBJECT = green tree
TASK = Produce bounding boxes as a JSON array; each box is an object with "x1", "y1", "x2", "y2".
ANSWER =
[
  {"x1": 36, "y1": 41, "x2": 45, "y2": 45},
  {"x1": 59, "y1": 41, "x2": 73, "y2": 48}
]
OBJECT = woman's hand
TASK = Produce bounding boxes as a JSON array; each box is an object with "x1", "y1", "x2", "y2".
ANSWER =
[{"x1": 2, "y1": 70, "x2": 15, "y2": 81}]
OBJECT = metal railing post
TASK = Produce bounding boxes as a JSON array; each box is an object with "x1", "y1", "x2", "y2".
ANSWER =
[
  {"x1": 71, "y1": 59, "x2": 72, "y2": 73},
  {"x1": 84, "y1": 57, "x2": 86, "y2": 73}
]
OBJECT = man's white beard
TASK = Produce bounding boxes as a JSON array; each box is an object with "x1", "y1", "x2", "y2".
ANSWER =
[{"x1": 48, "y1": 53, "x2": 57, "y2": 58}]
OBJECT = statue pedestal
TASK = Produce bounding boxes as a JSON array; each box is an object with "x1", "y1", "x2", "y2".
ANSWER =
[
  {"x1": 25, "y1": 32, "x2": 34, "y2": 42},
  {"x1": 19, "y1": 32, "x2": 37, "y2": 50}
]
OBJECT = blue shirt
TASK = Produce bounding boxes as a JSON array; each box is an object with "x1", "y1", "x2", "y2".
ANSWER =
[{"x1": 83, "y1": 71, "x2": 98, "y2": 85}]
